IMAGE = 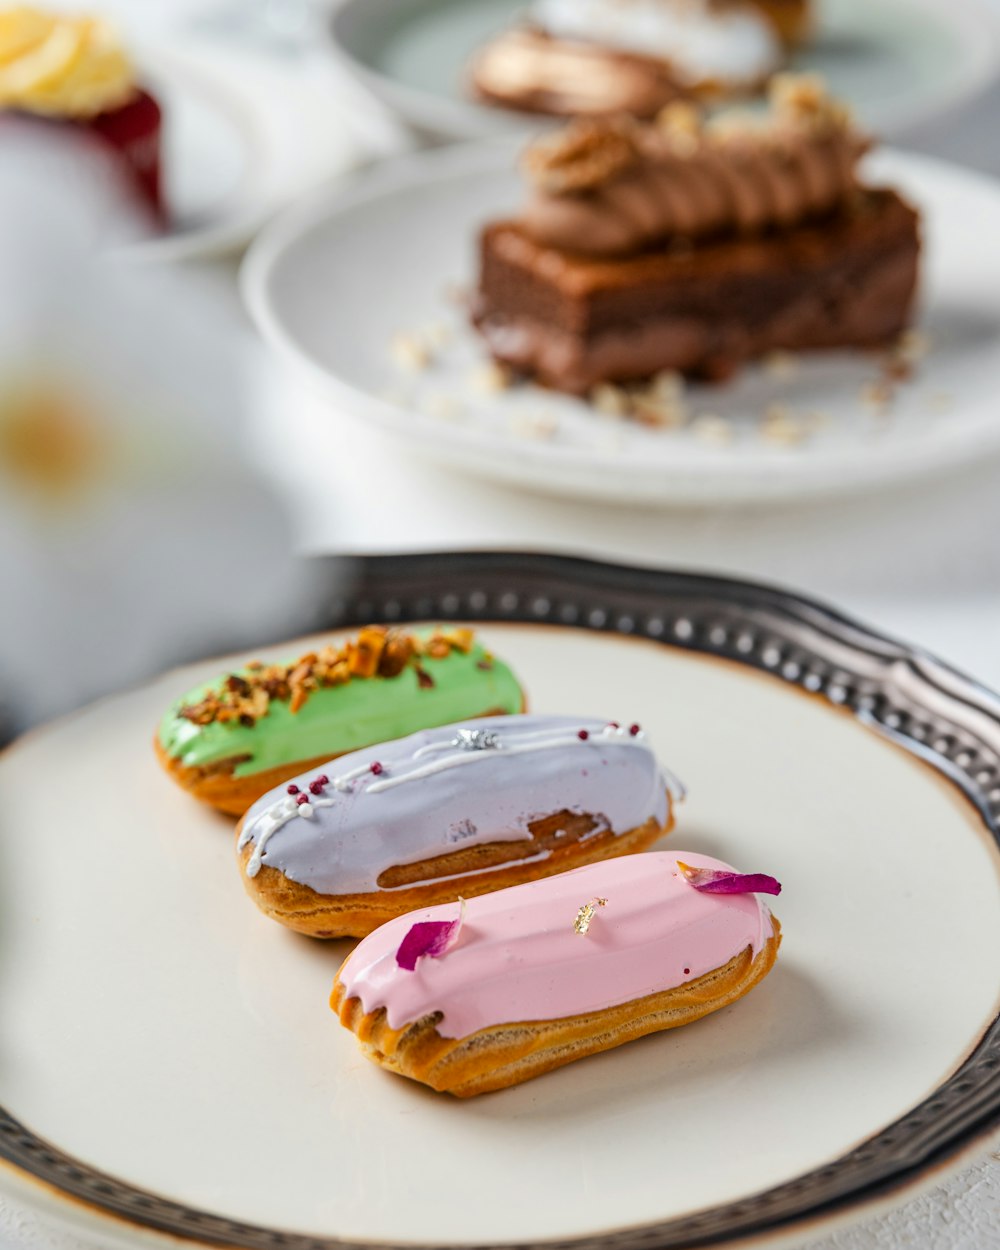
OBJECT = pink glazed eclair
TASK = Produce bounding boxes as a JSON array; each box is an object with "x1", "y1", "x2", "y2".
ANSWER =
[{"x1": 331, "y1": 850, "x2": 781, "y2": 1096}]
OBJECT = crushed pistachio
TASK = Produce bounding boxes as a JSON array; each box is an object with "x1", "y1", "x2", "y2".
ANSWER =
[
  {"x1": 390, "y1": 333, "x2": 432, "y2": 372},
  {"x1": 470, "y1": 361, "x2": 513, "y2": 394},
  {"x1": 177, "y1": 626, "x2": 477, "y2": 728}
]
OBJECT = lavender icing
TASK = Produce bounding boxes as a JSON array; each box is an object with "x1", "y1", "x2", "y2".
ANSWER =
[{"x1": 237, "y1": 715, "x2": 680, "y2": 896}]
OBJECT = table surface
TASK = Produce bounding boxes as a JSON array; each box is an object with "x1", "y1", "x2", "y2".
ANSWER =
[{"x1": 4, "y1": 1, "x2": 1000, "y2": 1247}]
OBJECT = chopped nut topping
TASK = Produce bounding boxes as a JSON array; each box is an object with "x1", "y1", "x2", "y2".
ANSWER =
[
  {"x1": 895, "y1": 328, "x2": 931, "y2": 363},
  {"x1": 759, "y1": 404, "x2": 811, "y2": 446},
  {"x1": 769, "y1": 72, "x2": 853, "y2": 131},
  {"x1": 390, "y1": 333, "x2": 432, "y2": 372},
  {"x1": 649, "y1": 370, "x2": 685, "y2": 402},
  {"x1": 470, "y1": 361, "x2": 513, "y2": 394},
  {"x1": 762, "y1": 350, "x2": 799, "y2": 380},
  {"x1": 632, "y1": 393, "x2": 688, "y2": 429},
  {"x1": 522, "y1": 118, "x2": 639, "y2": 194},
  {"x1": 655, "y1": 101, "x2": 702, "y2": 155},
  {"x1": 861, "y1": 379, "x2": 894, "y2": 412},
  {"x1": 176, "y1": 626, "x2": 480, "y2": 729},
  {"x1": 590, "y1": 382, "x2": 630, "y2": 417}
]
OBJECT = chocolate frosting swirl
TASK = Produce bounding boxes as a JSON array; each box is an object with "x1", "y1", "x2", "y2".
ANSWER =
[{"x1": 520, "y1": 75, "x2": 870, "y2": 257}]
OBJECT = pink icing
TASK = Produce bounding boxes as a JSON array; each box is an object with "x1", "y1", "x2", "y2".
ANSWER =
[{"x1": 336, "y1": 851, "x2": 775, "y2": 1039}]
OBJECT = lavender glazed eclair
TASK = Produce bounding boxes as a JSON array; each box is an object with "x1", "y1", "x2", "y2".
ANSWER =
[
  {"x1": 236, "y1": 714, "x2": 684, "y2": 938},
  {"x1": 332, "y1": 850, "x2": 781, "y2": 1096}
]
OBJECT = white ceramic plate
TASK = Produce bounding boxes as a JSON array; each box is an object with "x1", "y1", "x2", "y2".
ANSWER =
[
  {"x1": 242, "y1": 142, "x2": 1000, "y2": 507},
  {"x1": 125, "y1": 41, "x2": 360, "y2": 263},
  {"x1": 326, "y1": 0, "x2": 1000, "y2": 141},
  {"x1": 1, "y1": 555, "x2": 999, "y2": 1250}
]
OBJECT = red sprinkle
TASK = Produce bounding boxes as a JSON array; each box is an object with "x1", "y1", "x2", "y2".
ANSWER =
[
  {"x1": 296, "y1": 794, "x2": 309, "y2": 806},
  {"x1": 316, "y1": 774, "x2": 329, "y2": 785},
  {"x1": 578, "y1": 729, "x2": 590, "y2": 740},
  {"x1": 309, "y1": 780, "x2": 325, "y2": 796},
  {"x1": 629, "y1": 723, "x2": 641, "y2": 736},
  {"x1": 608, "y1": 721, "x2": 620, "y2": 729},
  {"x1": 684, "y1": 967, "x2": 691, "y2": 975},
  {"x1": 286, "y1": 784, "x2": 300, "y2": 795},
  {"x1": 370, "y1": 761, "x2": 384, "y2": 776}
]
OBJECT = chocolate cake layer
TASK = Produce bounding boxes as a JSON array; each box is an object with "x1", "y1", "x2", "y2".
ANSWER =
[{"x1": 472, "y1": 189, "x2": 920, "y2": 392}]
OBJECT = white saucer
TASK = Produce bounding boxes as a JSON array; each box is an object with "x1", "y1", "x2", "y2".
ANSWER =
[
  {"x1": 126, "y1": 40, "x2": 361, "y2": 263},
  {"x1": 0, "y1": 606, "x2": 998, "y2": 1248},
  {"x1": 327, "y1": 0, "x2": 1000, "y2": 141},
  {"x1": 242, "y1": 140, "x2": 1000, "y2": 507}
]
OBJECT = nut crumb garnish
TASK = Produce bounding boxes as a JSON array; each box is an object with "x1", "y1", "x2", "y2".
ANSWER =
[
  {"x1": 176, "y1": 627, "x2": 477, "y2": 729},
  {"x1": 471, "y1": 361, "x2": 513, "y2": 394},
  {"x1": 390, "y1": 333, "x2": 432, "y2": 372},
  {"x1": 574, "y1": 897, "x2": 608, "y2": 936},
  {"x1": 861, "y1": 380, "x2": 894, "y2": 412},
  {"x1": 656, "y1": 101, "x2": 702, "y2": 155},
  {"x1": 632, "y1": 393, "x2": 687, "y2": 429},
  {"x1": 769, "y1": 72, "x2": 853, "y2": 131},
  {"x1": 649, "y1": 370, "x2": 685, "y2": 402},
  {"x1": 762, "y1": 351, "x2": 798, "y2": 381},
  {"x1": 522, "y1": 118, "x2": 639, "y2": 193},
  {"x1": 894, "y1": 328, "x2": 931, "y2": 364},
  {"x1": 760, "y1": 404, "x2": 810, "y2": 446},
  {"x1": 590, "y1": 382, "x2": 630, "y2": 417},
  {"x1": 691, "y1": 413, "x2": 734, "y2": 444}
]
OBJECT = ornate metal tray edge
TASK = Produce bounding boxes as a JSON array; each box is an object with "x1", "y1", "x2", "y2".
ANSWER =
[{"x1": 2, "y1": 551, "x2": 998, "y2": 1250}]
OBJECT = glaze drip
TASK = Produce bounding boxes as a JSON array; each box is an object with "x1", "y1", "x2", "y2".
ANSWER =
[{"x1": 237, "y1": 715, "x2": 676, "y2": 896}]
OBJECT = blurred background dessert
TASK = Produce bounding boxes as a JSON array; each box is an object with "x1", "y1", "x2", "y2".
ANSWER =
[
  {"x1": 473, "y1": 76, "x2": 919, "y2": 392},
  {"x1": 468, "y1": 0, "x2": 812, "y2": 119},
  {"x1": 0, "y1": 6, "x2": 164, "y2": 220}
]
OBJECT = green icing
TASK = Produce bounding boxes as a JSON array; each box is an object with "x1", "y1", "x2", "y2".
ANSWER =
[{"x1": 158, "y1": 633, "x2": 523, "y2": 778}]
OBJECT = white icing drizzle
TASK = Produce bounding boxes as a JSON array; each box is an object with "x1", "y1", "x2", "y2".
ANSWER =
[
  {"x1": 368, "y1": 725, "x2": 644, "y2": 795},
  {"x1": 661, "y1": 763, "x2": 687, "y2": 803},
  {"x1": 239, "y1": 720, "x2": 653, "y2": 880}
]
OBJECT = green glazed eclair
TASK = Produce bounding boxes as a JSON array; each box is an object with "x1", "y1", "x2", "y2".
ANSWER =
[{"x1": 156, "y1": 625, "x2": 525, "y2": 816}]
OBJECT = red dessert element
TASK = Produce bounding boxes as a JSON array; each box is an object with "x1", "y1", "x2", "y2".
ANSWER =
[
  {"x1": 5, "y1": 88, "x2": 164, "y2": 222},
  {"x1": 84, "y1": 88, "x2": 163, "y2": 221},
  {"x1": 677, "y1": 860, "x2": 782, "y2": 895}
]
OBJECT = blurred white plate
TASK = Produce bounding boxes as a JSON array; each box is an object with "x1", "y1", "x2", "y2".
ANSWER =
[
  {"x1": 0, "y1": 598, "x2": 999, "y2": 1249},
  {"x1": 326, "y1": 0, "x2": 1000, "y2": 141},
  {"x1": 128, "y1": 41, "x2": 360, "y2": 263},
  {"x1": 242, "y1": 140, "x2": 1000, "y2": 508}
]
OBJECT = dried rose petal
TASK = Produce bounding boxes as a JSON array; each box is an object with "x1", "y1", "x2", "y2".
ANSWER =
[
  {"x1": 677, "y1": 861, "x2": 781, "y2": 896},
  {"x1": 395, "y1": 900, "x2": 466, "y2": 971}
]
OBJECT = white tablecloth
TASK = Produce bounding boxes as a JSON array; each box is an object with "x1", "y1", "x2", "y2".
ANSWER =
[{"x1": 4, "y1": 1, "x2": 1000, "y2": 1246}]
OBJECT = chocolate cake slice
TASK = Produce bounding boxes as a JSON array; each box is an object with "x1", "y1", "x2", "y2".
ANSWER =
[{"x1": 472, "y1": 77, "x2": 921, "y2": 393}]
